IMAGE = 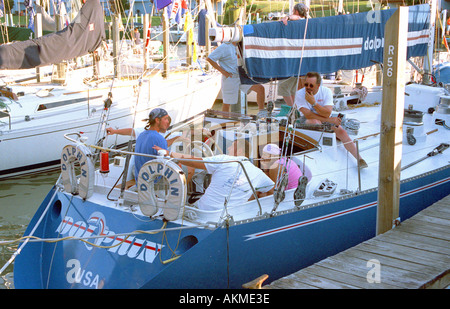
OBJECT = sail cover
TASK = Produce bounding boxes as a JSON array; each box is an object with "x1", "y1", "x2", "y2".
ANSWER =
[
  {"x1": 0, "y1": 0, "x2": 105, "y2": 69},
  {"x1": 242, "y1": 4, "x2": 430, "y2": 79}
]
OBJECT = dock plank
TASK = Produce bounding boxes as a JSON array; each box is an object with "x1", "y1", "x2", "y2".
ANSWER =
[
  {"x1": 265, "y1": 194, "x2": 450, "y2": 289},
  {"x1": 394, "y1": 220, "x2": 450, "y2": 241},
  {"x1": 301, "y1": 264, "x2": 401, "y2": 289},
  {"x1": 315, "y1": 255, "x2": 426, "y2": 288},
  {"x1": 343, "y1": 248, "x2": 445, "y2": 275},
  {"x1": 268, "y1": 270, "x2": 360, "y2": 289},
  {"x1": 412, "y1": 213, "x2": 450, "y2": 226},
  {"x1": 355, "y1": 238, "x2": 450, "y2": 269},
  {"x1": 418, "y1": 207, "x2": 450, "y2": 220},
  {"x1": 374, "y1": 229, "x2": 450, "y2": 255}
]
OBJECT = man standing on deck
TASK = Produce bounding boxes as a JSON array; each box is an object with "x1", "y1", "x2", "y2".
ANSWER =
[
  {"x1": 294, "y1": 72, "x2": 368, "y2": 169},
  {"x1": 281, "y1": 3, "x2": 309, "y2": 25},
  {"x1": 278, "y1": 3, "x2": 310, "y2": 106},
  {"x1": 207, "y1": 42, "x2": 267, "y2": 117}
]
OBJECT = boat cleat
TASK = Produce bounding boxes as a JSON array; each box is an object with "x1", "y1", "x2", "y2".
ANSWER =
[{"x1": 313, "y1": 178, "x2": 337, "y2": 197}]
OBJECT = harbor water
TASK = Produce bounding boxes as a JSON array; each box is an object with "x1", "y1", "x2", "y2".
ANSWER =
[{"x1": 0, "y1": 169, "x2": 60, "y2": 288}]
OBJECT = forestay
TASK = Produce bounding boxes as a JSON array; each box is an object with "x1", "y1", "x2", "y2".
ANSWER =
[{"x1": 241, "y1": 4, "x2": 430, "y2": 79}]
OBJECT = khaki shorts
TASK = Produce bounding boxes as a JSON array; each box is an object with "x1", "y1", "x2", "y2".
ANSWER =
[
  {"x1": 221, "y1": 75, "x2": 252, "y2": 104},
  {"x1": 277, "y1": 76, "x2": 299, "y2": 97}
]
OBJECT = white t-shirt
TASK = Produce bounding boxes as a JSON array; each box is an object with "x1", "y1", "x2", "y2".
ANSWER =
[
  {"x1": 198, "y1": 155, "x2": 274, "y2": 211},
  {"x1": 294, "y1": 86, "x2": 333, "y2": 115}
]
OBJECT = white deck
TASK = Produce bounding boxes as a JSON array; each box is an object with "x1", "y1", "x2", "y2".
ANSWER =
[{"x1": 83, "y1": 83, "x2": 450, "y2": 228}]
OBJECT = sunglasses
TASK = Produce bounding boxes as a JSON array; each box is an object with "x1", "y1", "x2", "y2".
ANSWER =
[{"x1": 304, "y1": 83, "x2": 316, "y2": 88}]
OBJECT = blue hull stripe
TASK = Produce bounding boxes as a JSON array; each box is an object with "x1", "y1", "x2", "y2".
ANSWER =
[{"x1": 244, "y1": 176, "x2": 450, "y2": 241}]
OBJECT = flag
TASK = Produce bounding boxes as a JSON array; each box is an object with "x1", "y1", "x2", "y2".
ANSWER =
[
  {"x1": 24, "y1": 0, "x2": 36, "y2": 31},
  {"x1": 155, "y1": 0, "x2": 172, "y2": 11},
  {"x1": 168, "y1": 0, "x2": 182, "y2": 24},
  {"x1": 56, "y1": 0, "x2": 70, "y2": 26},
  {"x1": 0, "y1": 0, "x2": 4, "y2": 18},
  {"x1": 184, "y1": 11, "x2": 197, "y2": 62},
  {"x1": 181, "y1": 0, "x2": 188, "y2": 15}
]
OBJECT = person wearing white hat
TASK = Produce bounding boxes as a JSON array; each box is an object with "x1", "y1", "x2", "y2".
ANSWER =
[{"x1": 260, "y1": 143, "x2": 303, "y2": 195}]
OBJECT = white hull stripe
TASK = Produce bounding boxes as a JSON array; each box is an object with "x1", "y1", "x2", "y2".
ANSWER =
[
  {"x1": 59, "y1": 218, "x2": 161, "y2": 252},
  {"x1": 244, "y1": 37, "x2": 363, "y2": 58},
  {"x1": 244, "y1": 176, "x2": 449, "y2": 241},
  {"x1": 243, "y1": 30, "x2": 428, "y2": 59}
]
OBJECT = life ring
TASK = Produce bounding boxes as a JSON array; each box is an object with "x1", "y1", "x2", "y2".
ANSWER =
[
  {"x1": 137, "y1": 158, "x2": 187, "y2": 221},
  {"x1": 61, "y1": 144, "x2": 95, "y2": 200}
]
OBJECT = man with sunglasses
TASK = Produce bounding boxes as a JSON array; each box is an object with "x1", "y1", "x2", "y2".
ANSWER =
[{"x1": 294, "y1": 72, "x2": 368, "y2": 169}]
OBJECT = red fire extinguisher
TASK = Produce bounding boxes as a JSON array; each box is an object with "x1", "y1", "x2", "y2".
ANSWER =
[{"x1": 100, "y1": 151, "x2": 110, "y2": 174}]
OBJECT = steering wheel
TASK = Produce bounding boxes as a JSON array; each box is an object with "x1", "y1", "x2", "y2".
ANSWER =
[{"x1": 186, "y1": 141, "x2": 214, "y2": 157}]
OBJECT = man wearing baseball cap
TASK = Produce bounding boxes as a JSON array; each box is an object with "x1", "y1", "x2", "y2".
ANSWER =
[{"x1": 134, "y1": 108, "x2": 171, "y2": 179}]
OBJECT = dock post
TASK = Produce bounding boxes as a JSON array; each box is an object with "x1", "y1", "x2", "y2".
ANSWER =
[
  {"x1": 143, "y1": 14, "x2": 149, "y2": 71},
  {"x1": 34, "y1": 8, "x2": 43, "y2": 82},
  {"x1": 377, "y1": 7, "x2": 408, "y2": 235}
]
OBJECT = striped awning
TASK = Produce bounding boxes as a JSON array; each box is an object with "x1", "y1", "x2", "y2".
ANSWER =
[{"x1": 241, "y1": 4, "x2": 430, "y2": 79}]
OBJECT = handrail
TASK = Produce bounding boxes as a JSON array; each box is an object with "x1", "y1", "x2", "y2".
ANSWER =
[{"x1": 63, "y1": 133, "x2": 265, "y2": 215}]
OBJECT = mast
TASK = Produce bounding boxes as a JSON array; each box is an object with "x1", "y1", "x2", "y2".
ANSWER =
[
  {"x1": 112, "y1": 14, "x2": 121, "y2": 79},
  {"x1": 422, "y1": 0, "x2": 436, "y2": 84},
  {"x1": 34, "y1": 0, "x2": 43, "y2": 82}
]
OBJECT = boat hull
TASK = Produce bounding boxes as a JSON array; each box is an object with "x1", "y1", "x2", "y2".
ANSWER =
[{"x1": 14, "y1": 165, "x2": 449, "y2": 288}]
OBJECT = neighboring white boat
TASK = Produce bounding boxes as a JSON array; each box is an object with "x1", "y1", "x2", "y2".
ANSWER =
[
  {"x1": 0, "y1": 65, "x2": 220, "y2": 178},
  {"x1": 150, "y1": 25, "x2": 185, "y2": 43}
]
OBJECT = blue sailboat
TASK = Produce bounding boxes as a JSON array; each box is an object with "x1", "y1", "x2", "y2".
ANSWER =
[{"x1": 10, "y1": 4, "x2": 450, "y2": 288}]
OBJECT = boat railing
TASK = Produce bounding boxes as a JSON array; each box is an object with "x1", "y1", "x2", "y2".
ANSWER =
[
  {"x1": 63, "y1": 132, "x2": 267, "y2": 216},
  {"x1": 0, "y1": 109, "x2": 11, "y2": 130},
  {"x1": 63, "y1": 122, "x2": 382, "y2": 223}
]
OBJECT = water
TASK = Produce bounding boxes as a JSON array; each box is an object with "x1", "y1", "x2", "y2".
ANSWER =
[{"x1": 0, "y1": 169, "x2": 60, "y2": 288}]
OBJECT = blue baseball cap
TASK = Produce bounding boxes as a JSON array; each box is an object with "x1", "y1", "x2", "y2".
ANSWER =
[{"x1": 144, "y1": 108, "x2": 168, "y2": 121}]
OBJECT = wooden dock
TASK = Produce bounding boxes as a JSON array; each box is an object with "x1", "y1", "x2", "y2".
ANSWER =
[{"x1": 256, "y1": 195, "x2": 450, "y2": 289}]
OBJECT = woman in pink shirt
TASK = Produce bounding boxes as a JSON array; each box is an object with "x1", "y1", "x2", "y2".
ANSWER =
[{"x1": 260, "y1": 144, "x2": 303, "y2": 195}]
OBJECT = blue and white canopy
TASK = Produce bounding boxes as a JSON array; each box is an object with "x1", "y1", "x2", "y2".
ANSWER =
[{"x1": 241, "y1": 4, "x2": 430, "y2": 80}]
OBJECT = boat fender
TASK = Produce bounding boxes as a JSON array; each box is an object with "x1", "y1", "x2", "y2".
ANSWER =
[
  {"x1": 137, "y1": 158, "x2": 187, "y2": 221},
  {"x1": 60, "y1": 144, "x2": 95, "y2": 199}
]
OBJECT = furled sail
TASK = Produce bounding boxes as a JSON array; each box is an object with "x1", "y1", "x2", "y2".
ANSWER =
[
  {"x1": 241, "y1": 4, "x2": 430, "y2": 80},
  {"x1": 0, "y1": 0, "x2": 105, "y2": 70}
]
